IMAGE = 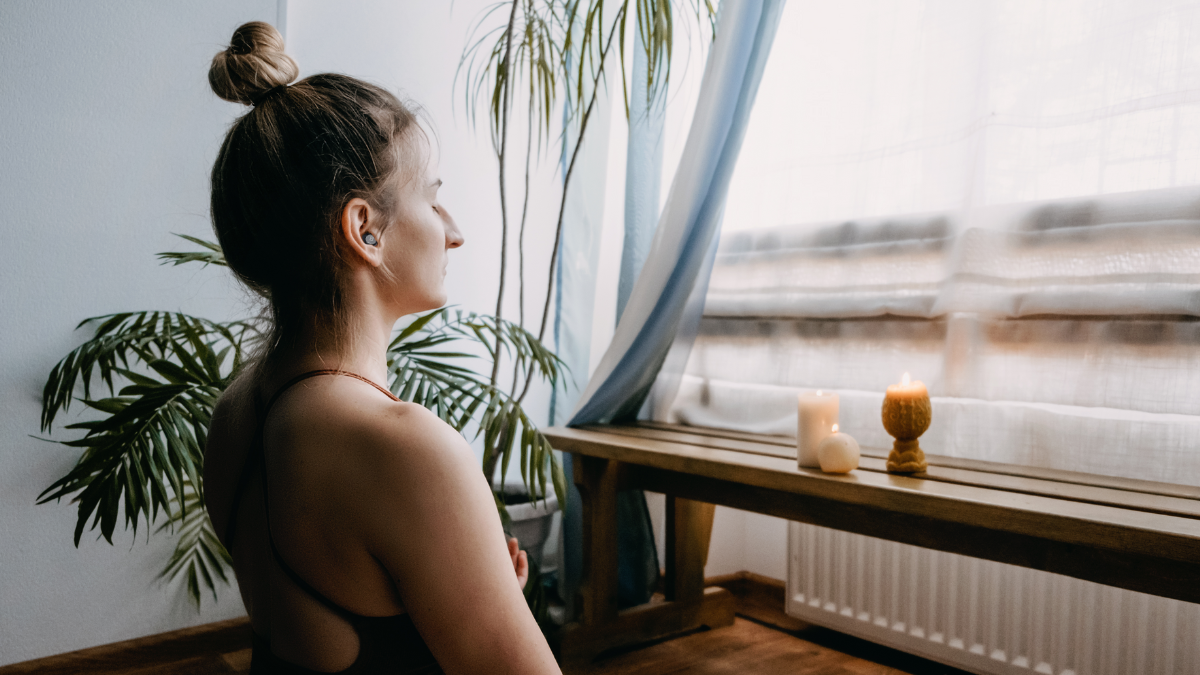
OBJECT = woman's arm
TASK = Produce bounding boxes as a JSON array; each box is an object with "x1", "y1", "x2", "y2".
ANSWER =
[{"x1": 350, "y1": 403, "x2": 561, "y2": 675}]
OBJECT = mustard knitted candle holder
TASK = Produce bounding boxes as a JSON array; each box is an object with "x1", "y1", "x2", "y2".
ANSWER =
[{"x1": 881, "y1": 393, "x2": 931, "y2": 473}]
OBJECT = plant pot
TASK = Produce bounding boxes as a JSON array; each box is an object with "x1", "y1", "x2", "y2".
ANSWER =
[{"x1": 501, "y1": 490, "x2": 559, "y2": 570}]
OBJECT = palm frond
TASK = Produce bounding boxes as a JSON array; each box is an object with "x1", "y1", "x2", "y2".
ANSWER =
[
  {"x1": 157, "y1": 234, "x2": 228, "y2": 268},
  {"x1": 38, "y1": 324, "x2": 240, "y2": 545},
  {"x1": 387, "y1": 308, "x2": 568, "y2": 505},
  {"x1": 156, "y1": 486, "x2": 233, "y2": 609},
  {"x1": 455, "y1": 0, "x2": 719, "y2": 217},
  {"x1": 40, "y1": 312, "x2": 256, "y2": 432},
  {"x1": 457, "y1": 0, "x2": 568, "y2": 152},
  {"x1": 38, "y1": 296, "x2": 253, "y2": 607}
]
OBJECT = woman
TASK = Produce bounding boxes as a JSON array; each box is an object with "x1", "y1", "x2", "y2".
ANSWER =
[{"x1": 202, "y1": 22, "x2": 561, "y2": 675}]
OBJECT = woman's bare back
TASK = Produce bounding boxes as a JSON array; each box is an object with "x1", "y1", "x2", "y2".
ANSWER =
[
  {"x1": 206, "y1": 370, "x2": 414, "y2": 670},
  {"x1": 206, "y1": 367, "x2": 558, "y2": 673}
]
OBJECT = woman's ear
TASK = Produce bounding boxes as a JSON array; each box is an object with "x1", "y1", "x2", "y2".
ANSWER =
[{"x1": 341, "y1": 197, "x2": 384, "y2": 267}]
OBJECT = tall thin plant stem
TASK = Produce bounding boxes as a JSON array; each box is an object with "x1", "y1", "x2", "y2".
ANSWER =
[
  {"x1": 457, "y1": 0, "x2": 719, "y2": 425},
  {"x1": 489, "y1": 0, "x2": 522, "y2": 389},
  {"x1": 511, "y1": 94, "x2": 536, "y2": 397}
]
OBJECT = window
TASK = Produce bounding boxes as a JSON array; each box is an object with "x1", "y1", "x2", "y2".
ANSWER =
[{"x1": 667, "y1": 0, "x2": 1200, "y2": 486}]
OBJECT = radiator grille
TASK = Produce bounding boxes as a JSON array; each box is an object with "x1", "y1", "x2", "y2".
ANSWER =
[{"x1": 786, "y1": 523, "x2": 1200, "y2": 675}]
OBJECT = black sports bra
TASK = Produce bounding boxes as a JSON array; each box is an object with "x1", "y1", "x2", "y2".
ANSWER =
[{"x1": 225, "y1": 369, "x2": 443, "y2": 674}]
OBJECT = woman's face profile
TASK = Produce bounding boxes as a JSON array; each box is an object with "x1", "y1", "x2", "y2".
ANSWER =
[{"x1": 380, "y1": 138, "x2": 464, "y2": 316}]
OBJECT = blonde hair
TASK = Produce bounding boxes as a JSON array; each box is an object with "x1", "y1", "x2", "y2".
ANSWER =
[{"x1": 209, "y1": 22, "x2": 299, "y2": 105}]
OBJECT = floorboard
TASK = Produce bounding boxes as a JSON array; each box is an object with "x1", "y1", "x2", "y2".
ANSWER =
[{"x1": 573, "y1": 617, "x2": 938, "y2": 675}]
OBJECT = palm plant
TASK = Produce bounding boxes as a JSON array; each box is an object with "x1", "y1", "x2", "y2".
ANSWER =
[
  {"x1": 457, "y1": 0, "x2": 715, "y2": 483},
  {"x1": 37, "y1": 236, "x2": 566, "y2": 608}
]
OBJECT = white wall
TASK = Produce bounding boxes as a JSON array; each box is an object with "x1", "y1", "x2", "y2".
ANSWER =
[
  {"x1": 705, "y1": 508, "x2": 789, "y2": 580},
  {"x1": 0, "y1": 0, "x2": 564, "y2": 666},
  {"x1": 0, "y1": 0, "x2": 279, "y2": 665}
]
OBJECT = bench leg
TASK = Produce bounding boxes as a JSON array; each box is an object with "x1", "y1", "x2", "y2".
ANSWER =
[
  {"x1": 665, "y1": 496, "x2": 716, "y2": 603},
  {"x1": 575, "y1": 455, "x2": 621, "y2": 625},
  {"x1": 562, "y1": 457, "x2": 734, "y2": 665}
]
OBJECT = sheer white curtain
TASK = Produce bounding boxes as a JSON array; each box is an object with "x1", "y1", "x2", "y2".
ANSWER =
[{"x1": 665, "y1": 0, "x2": 1200, "y2": 486}]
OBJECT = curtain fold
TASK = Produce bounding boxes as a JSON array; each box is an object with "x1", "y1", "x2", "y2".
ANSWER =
[
  {"x1": 708, "y1": 186, "x2": 1200, "y2": 320},
  {"x1": 617, "y1": 30, "x2": 666, "y2": 321},
  {"x1": 569, "y1": 0, "x2": 788, "y2": 427},
  {"x1": 558, "y1": 0, "x2": 788, "y2": 616},
  {"x1": 548, "y1": 37, "x2": 619, "y2": 615}
]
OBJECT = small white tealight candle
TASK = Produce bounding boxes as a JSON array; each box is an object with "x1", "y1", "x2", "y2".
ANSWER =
[
  {"x1": 797, "y1": 390, "x2": 838, "y2": 468},
  {"x1": 818, "y1": 424, "x2": 860, "y2": 474}
]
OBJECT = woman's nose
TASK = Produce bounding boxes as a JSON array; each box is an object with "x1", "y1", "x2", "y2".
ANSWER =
[{"x1": 444, "y1": 212, "x2": 464, "y2": 249}]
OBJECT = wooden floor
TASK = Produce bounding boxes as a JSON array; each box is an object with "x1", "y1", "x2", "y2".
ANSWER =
[
  {"x1": 576, "y1": 573, "x2": 971, "y2": 675},
  {"x1": 0, "y1": 574, "x2": 968, "y2": 675},
  {"x1": 578, "y1": 618, "x2": 965, "y2": 675},
  {"x1": 0, "y1": 617, "x2": 254, "y2": 675}
]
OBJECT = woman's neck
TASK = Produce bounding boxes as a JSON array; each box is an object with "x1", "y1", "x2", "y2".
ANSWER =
[
  {"x1": 275, "y1": 308, "x2": 396, "y2": 388},
  {"x1": 270, "y1": 265, "x2": 421, "y2": 388}
]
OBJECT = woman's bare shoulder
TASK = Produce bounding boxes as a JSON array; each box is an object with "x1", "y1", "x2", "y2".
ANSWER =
[
  {"x1": 207, "y1": 371, "x2": 466, "y2": 479},
  {"x1": 253, "y1": 375, "x2": 477, "y2": 505},
  {"x1": 207, "y1": 370, "x2": 261, "y2": 457},
  {"x1": 266, "y1": 375, "x2": 460, "y2": 453},
  {"x1": 315, "y1": 383, "x2": 480, "y2": 501}
]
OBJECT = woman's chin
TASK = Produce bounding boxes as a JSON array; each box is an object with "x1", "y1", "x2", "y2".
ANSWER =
[{"x1": 406, "y1": 293, "x2": 448, "y2": 316}]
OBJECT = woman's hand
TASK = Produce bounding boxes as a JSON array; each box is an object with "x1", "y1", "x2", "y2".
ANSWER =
[{"x1": 508, "y1": 537, "x2": 529, "y2": 590}]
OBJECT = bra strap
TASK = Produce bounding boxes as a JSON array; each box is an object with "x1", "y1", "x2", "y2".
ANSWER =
[{"x1": 264, "y1": 369, "x2": 401, "y2": 412}]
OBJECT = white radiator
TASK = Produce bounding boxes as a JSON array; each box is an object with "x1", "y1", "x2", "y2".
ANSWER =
[{"x1": 786, "y1": 523, "x2": 1200, "y2": 675}]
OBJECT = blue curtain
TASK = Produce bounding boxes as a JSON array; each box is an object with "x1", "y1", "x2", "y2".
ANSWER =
[
  {"x1": 618, "y1": 35, "x2": 667, "y2": 322},
  {"x1": 571, "y1": 0, "x2": 786, "y2": 425},
  {"x1": 554, "y1": 24, "x2": 668, "y2": 614},
  {"x1": 547, "y1": 20, "x2": 621, "y2": 614},
  {"x1": 559, "y1": 0, "x2": 788, "y2": 615}
]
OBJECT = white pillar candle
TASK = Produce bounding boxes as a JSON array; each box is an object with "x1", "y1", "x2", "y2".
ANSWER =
[
  {"x1": 818, "y1": 424, "x2": 860, "y2": 473},
  {"x1": 797, "y1": 390, "x2": 838, "y2": 468}
]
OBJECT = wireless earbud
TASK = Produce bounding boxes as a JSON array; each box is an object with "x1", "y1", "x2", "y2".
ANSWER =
[{"x1": 362, "y1": 232, "x2": 378, "y2": 246}]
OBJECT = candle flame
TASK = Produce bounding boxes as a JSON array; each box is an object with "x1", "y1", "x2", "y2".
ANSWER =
[
  {"x1": 831, "y1": 423, "x2": 839, "y2": 433},
  {"x1": 902, "y1": 372, "x2": 911, "y2": 385}
]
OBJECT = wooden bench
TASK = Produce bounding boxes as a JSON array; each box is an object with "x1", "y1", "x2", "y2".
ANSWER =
[{"x1": 545, "y1": 421, "x2": 1200, "y2": 663}]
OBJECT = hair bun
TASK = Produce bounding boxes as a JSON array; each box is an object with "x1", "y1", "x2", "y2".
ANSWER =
[{"x1": 209, "y1": 22, "x2": 298, "y2": 105}]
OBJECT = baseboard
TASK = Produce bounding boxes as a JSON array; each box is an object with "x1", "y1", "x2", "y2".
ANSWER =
[
  {"x1": 3, "y1": 571, "x2": 795, "y2": 675},
  {"x1": 704, "y1": 570, "x2": 811, "y2": 632},
  {"x1": 0, "y1": 617, "x2": 252, "y2": 675}
]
